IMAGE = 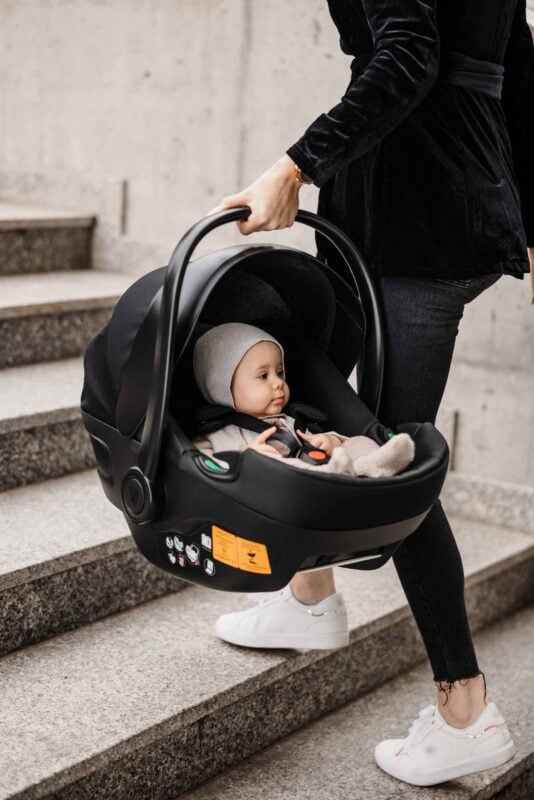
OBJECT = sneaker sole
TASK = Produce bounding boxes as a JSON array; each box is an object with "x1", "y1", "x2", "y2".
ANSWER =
[
  {"x1": 215, "y1": 624, "x2": 350, "y2": 650},
  {"x1": 375, "y1": 739, "x2": 516, "y2": 787}
]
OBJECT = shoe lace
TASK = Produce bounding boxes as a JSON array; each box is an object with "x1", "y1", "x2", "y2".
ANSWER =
[
  {"x1": 246, "y1": 590, "x2": 285, "y2": 606},
  {"x1": 403, "y1": 704, "x2": 436, "y2": 751}
]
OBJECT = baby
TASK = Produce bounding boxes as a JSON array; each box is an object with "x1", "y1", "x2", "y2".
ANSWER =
[{"x1": 192, "y1": 322, "x2": 414, "y2": 477}]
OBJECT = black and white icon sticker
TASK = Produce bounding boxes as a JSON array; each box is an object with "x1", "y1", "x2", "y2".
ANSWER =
[
  {"x1": 201, "y1": 532, "x2": 212, "y2": 551},
  {"x1": 203, "y1": 558, "x2": 216, "y2": 576},
  {"x1": 185, "y1": 543, "x2": 200, "y2": 565},
  {"x1": 165, "y1": 536, "x2": 174, "y2": 550},
  {"x1": 178, "y1": 553, "x2": 186, "y2": 568},
  {"x1": 174, "y1": 535, "x2": 184, "y2": 552},
  {"x1": 167, "y1": 551, "x2": 177, "y2": 564}
]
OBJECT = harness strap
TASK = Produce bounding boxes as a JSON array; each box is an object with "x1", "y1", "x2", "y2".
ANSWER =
[{"x1": 195, "y1": 403, "x2": 330, "y2": 463}]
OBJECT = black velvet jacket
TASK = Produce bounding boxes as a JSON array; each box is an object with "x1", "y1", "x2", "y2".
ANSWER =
[{"x1": 286, "y1": 0, "x2": 534, "y2": 280}]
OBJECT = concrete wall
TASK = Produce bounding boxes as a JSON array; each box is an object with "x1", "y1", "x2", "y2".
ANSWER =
[
  {"x1": 1, "y1": 0, "x2": 533, "y2": 486},
  {"x1": 0, "y1": 0, "x2": 346, "y2": 264}
]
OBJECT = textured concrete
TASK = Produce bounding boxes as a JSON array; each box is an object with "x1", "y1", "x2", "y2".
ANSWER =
[
  {"x1": 0, "y1": 358, "x2": 93, "y2": 490},
  {"x1": 0, "y1": 201, "x2": 95, "y2": 228},
  {"x1": 0, "y1": 201, "x2": 95, "y2": 273},
  {"x1": 442, "y1": 472, "x2": 534, "y2": 536},
  {"x1": 0, "y1": 270, "x2": 132, "y2": 367},
  {"x1": 0, "y1": 409, "x2": 95, "y2": 490},
  {"x1": 178, "y1": 605, "x2": 534, "y2": 800},
  {"x1": 440, "y1": 275, "x2": 534, "y2": 487},
  {"x1": 0, "y1": 471, "x2": 185, "y2": 656},
  {"x1": 0, "y1": 228, "x2": 93, "y2": 274},
  {"x1": 0, "y1": 518, "x2": 532, "y2": 799},
  {"x1": 0, "y1": 2, "x2": 341, "y2": 255}
]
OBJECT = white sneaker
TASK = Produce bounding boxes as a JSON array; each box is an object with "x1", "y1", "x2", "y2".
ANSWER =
[
  {"x1": 215, "y1": 585, "x2": 349, "y2": 650},
  {"x1": 375, "y1": 701, "x2": 515, "y2": 786}
]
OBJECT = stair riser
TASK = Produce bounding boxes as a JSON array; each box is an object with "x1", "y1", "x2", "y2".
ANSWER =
[
  {"x1": 1, "y1": 549, "x2": 185, "y2": 658},
  {"x1": 22, "y1": 551, "x2": 534, "y2": 799},
  {"x1": 492, "y1": 768, "x2": 534, "y2": 800},
  {"x1": 0, "y1": 414, "x2": 94, "y2": 491},
  {"x1": 0, "y1": 227, "x2": 93, "y2": 274},
  {"x1": 0, "y1": 307, "x2": 112, "y2": 368}
]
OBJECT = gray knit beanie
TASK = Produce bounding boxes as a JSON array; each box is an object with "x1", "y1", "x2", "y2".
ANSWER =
[{"x1": 193, "y1": 322, "x2": 285, "y2": 408}]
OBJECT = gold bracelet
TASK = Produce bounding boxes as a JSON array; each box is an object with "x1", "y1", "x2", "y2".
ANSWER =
[
  {"x1": 293, "y1": 163, "x2": 305, "y2": 186},
  {"x1": 293, "y1": 163, "x2": 313, "y2": 186}
]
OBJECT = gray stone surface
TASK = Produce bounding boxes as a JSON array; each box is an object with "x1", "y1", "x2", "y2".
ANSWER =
[
  {"x1": 0, "y1": 227, "x2": 93, "y2": 274},
  {"x1": 178, "y1": 605, "x2": 534, "y2": 800},
  {"x1": 0, "y1": 202, "x2": 95, "y2": 229},
  {"x1": 0, "y1": 518, "x2": 532, "y2": 799},
  {"x1": 442, "y1": 472, "x2": 534, "y2": 535},
  {"x1": 0, "y1": 270, "x2": 133, "y2": 367},
  {"x1": 0, "y1": 359, "x2": 93, "y2": 490},
  {"x1": 0, "y1": 307, "x2": 114, "y2": 367},
  {"x1": 0, "y1": 470, "x2": 186, "y2": 655},
  {"x1": 0, "y1": 269, "x2": 132, "y2": 315},
  {"x1": 0, "y1": 409, "x2": 94, "y2": 490}
]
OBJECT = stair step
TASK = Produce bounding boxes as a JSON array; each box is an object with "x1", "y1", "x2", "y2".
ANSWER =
[
  {"x1": 0, "y1": 470, "x2": 185, "y2": 656},
  {"x1": 0, "y1": 358, "x2": 92, "y2": 490},
  {"x1": 0, "y1": 518, "x2": 532, "y2": 799},
  {"x1": 0, "y1": 270, "x2": 133, "y2": 367},
  {"x1": 442, "y1": 471, "x2": 534, "y2": 535},
  {"x1": 0, "y1": 202, "x2": 95, "y2": 274},
  {"x1": 179, "y1": 604, "x2": 534, "y2": 800}
]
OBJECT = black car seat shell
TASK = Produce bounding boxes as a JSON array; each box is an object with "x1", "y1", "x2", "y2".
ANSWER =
[{"x1": 81, "y1": 208, "x2": 449, "y2": 592}]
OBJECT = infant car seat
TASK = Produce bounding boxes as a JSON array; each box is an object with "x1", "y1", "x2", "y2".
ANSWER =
[{"x1": 81, "y1": 208, "x2": 449, "y2": 592}]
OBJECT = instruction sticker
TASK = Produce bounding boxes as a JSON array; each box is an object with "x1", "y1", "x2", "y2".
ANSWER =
[
  {"x1": 211, "y1": 526, "x2": 271, "y2": 574},
  {"x1": 212, "y1": 526, "x2": 239, "y2": 568},
  {"x1": 236, "y1": 536, "x2": 271, "y2": 574}
]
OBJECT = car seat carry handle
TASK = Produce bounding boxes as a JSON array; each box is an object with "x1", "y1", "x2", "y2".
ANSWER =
[{"x1": 137, "y1": 206, "x2": 385, "y2": 500}]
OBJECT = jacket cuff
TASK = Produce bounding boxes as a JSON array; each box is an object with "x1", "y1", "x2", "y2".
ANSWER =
[{"x1": 285, "y1": 146, "x2": 324, "y2": 188}]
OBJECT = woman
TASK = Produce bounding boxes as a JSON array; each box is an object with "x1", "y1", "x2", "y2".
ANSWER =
[{"x1": 207, "y1": 0, "x2": 533, "y2": 786}]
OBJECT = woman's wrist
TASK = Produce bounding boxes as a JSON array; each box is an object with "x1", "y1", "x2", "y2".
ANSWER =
[{"x1": 275, "y1": 154, "x2": 306, "y2": 188}]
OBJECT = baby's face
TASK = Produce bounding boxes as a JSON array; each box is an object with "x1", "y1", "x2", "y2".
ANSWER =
[{"x1": 231, "y1": 340, "x2": 290, "y2": 417}]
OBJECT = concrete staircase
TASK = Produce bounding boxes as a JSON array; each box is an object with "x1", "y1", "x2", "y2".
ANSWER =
[{"x1": 0, "y1": 203, "x2": 533, "y2": 799}]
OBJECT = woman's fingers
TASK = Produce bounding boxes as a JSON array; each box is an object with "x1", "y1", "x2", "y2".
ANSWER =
[
  {"x1": 207, "y1": 156, "x2": 300, "y2": 235},
  {"x1": 207, "y1": 195, "x2": 250, "y2": 216}
]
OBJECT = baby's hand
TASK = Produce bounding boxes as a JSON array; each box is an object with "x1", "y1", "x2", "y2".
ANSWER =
[
  {"x1": 245, "y1": 426, "x2": 283, "y2": 458},
  {"x1": 297, "y1": 429, "x2": 342, "y2": 456}
]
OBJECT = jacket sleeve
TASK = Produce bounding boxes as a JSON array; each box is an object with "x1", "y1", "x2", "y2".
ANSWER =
[
  {"x1": 501, "y1": 2, "x2": 534, "y2": 246},
  {"x1": 286, "y1": 0, "x2": 440, "y2": 187}
]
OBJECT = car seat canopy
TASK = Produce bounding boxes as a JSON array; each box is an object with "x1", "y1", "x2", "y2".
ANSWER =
[{"x1": 82, "y1": 244, "x2": 367, "y2": 437}]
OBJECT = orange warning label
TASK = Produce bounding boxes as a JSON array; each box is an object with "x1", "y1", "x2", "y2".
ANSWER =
[
  {"x1": 212, "y1": 526, "x2": 239, "y2": 568},
  {"x1": 211, "y1": 526, "x2": 272, "y2": 574},
  {"x1": 236, "y1": 536, "x2": 272, "y2": 574}
]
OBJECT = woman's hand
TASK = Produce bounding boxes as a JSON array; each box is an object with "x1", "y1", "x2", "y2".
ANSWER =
[
  {"x1": 528, "y1": 247, "x2": 534, "y2": 304},
  {"x1": 207, "y1": 155, "x2": 302, "y2": 235},
  {"x1": 245, "y1": 427, "x2": 283, "y2": 458},
  {"x1": 297, "y1": 429, "x2": 343, "y2": 456}
]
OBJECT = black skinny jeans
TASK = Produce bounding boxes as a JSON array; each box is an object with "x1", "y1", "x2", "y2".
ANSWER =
[{"x1": 375, "y1": 271, "x2": 501, "y2": 690}]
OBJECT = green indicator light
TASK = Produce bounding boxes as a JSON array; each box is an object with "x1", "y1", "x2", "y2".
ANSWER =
[
  {"x1": 204, "y1": 458, "x2": 228, "y2": 473},
  {"x1": 387, "y1": 432, "x2": 395, "y2": 439}
]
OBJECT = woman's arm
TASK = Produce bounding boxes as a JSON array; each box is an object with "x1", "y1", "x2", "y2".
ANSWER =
[
  {"x1": 286, "y1": 0, "x2": 440, "y2": 188},
  {"x1": 208, "y1": 0, "x2": 439, "y2": 233}
]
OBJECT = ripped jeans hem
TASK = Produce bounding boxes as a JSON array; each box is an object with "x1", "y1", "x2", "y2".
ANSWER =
[{"x1": 433, "y1": 670, "x2": 487, "y2": 705}]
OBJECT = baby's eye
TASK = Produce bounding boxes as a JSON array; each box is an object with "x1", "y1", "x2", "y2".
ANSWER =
[{"x1": 258, "y1": 373, "x2": 268, "y2": 380}]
